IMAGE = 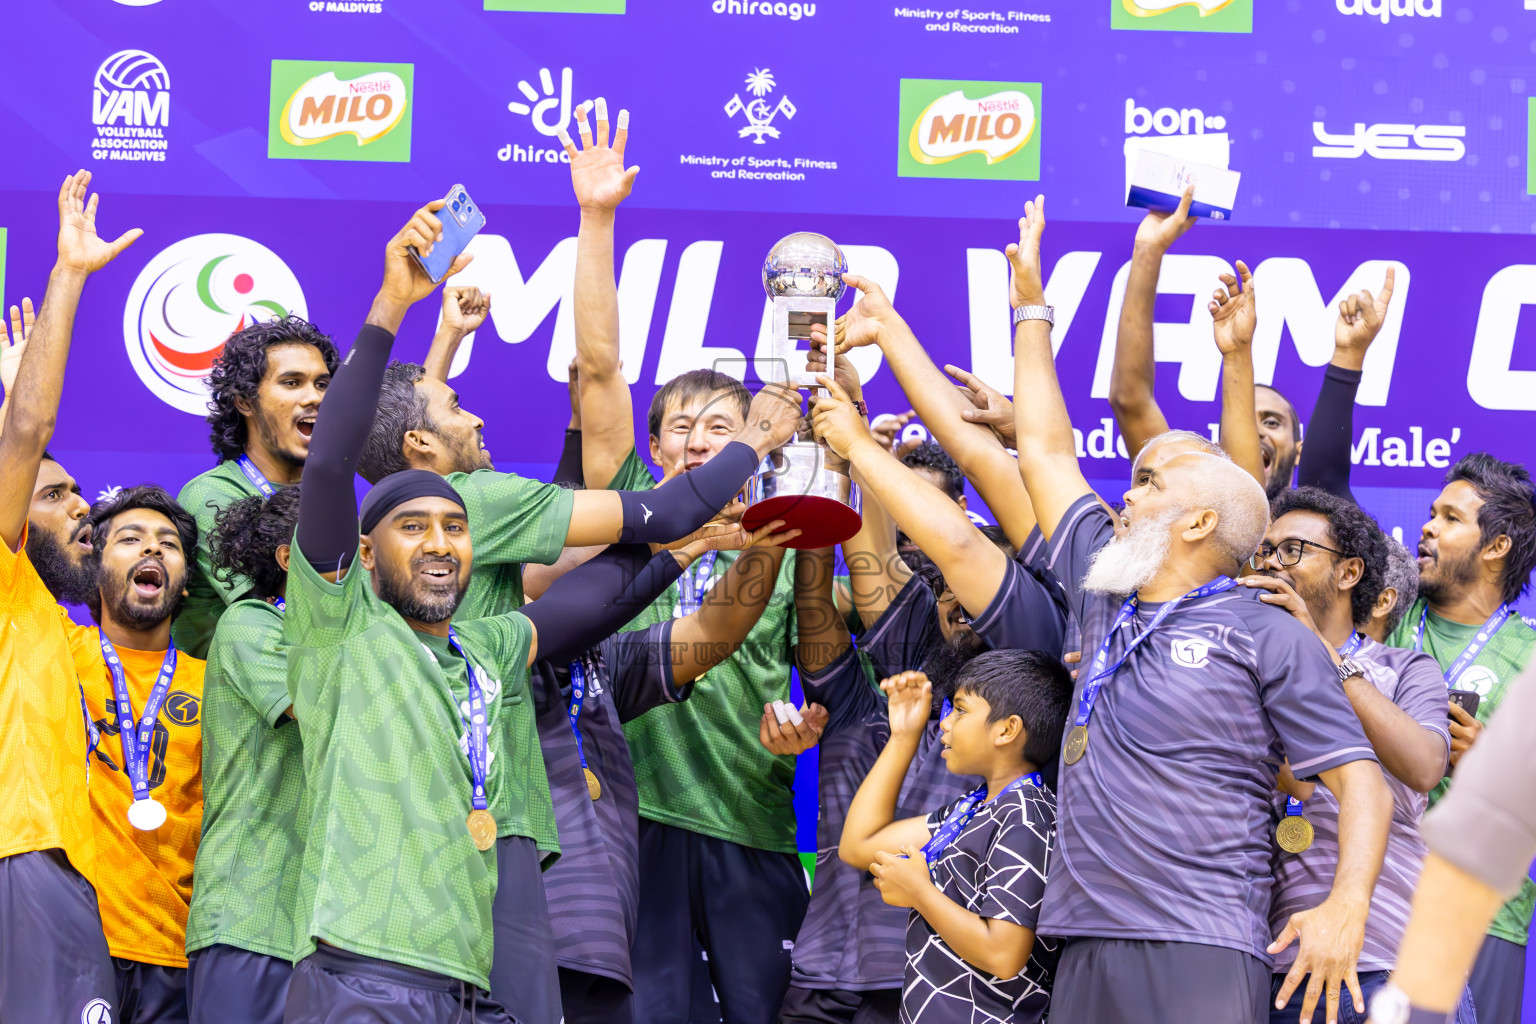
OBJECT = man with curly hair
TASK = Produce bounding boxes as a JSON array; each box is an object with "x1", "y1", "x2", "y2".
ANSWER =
[{"x1": 1239, "y1": 487, "x2": 1453, "y2": 1024}]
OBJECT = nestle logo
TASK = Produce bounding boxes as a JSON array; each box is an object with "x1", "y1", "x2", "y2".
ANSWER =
[
  {"x1": 977, "y1": 99, "x2": 1019, "y2": 113},
  {"x1": 348, "y1": 79, "x2": 392, "y2": 94}
]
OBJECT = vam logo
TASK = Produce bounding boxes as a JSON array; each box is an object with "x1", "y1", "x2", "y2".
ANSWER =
[
  {"x1": 123, "y1": 234, "x2": 307, "y2": 415},
  {"x1": 1336, "y1": 0, "x2": 1440, "y2": 22},
  {"x1": 1312, "y1": 121, "x2": 1465, "y2": 161},
  {"x1": 1126, "y1": 99, "x2": 1227, "y2": 136},
  {"x1": 1111, "y1": 0, "x2": 1252, "y2": 32},
  {"x1": 269, "y1": 60, "x2": 413, "y2": 162},
  {"x1": 726, "y1": 68, "x2": 797, "y2": 144},
  {"x1": 1170, "y1": 638, "x2": 1211, "y2": 668},
  {"x1": 92, "y1": 50, "x2": 170, "y2": 162},
  {"x1": 898, "y1": 79, "x2": 1041, "y2": 181}
]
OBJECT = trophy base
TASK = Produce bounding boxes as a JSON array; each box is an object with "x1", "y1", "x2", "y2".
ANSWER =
[{"x1": 741, "y1": 494, "x2": 863, "y2": 549}]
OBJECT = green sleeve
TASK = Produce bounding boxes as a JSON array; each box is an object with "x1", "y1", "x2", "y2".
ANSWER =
[
  {"x1": 208, "y1": 601, "x2": 291, "y2": 727},
  {"x1": 173, "y1": 469, "x2": 258, "y2": 658},
  {"x1": 282, "y1": 540, "x2": 373, "y2": 676},
  {"x1": 460, "y1": 613, "x2": 534, "y2": 707},
  {"x1": 604, "y1": 447, "x2": 658, "y2": 493},
  {"x1": 450, "y1": 470, "x2": 576, "y2": 569},
  {"x1": 1384, "y1": 598, "x2": 1425, "y2": 651}
]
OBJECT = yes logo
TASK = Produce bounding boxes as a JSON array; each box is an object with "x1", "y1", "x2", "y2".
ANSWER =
[
  {"x1": 123, "y1": 234, "x2": 307, "y2": 414},
  {"x1": 898, "y1": 79, "x2": 1041, "y2": 181},
  {"x1": 1170, "y1": 638, "x2": 1212, "y2": 669},
  {"x1": 1111, "y1": 0, "x2": 1252, "y2": 32},
  {"x1": 269, "y1": 60, "x2": 413, "y2": 162}
]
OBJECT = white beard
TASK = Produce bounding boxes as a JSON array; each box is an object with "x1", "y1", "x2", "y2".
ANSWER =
[{"x1": 1081, "y1": 508, "x2": 1179, "y2": 597}]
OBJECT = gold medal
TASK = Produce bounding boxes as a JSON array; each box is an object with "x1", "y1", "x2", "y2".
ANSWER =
[
  {"x1": 584, "y1": 767, "x2": 602, "y2": 801},
  {"x1": 1275, "y1": 815, "x2": 1315, "y2": 853},
  {"x1": 466, "y1": 808, "x2": 497, "y2": 851},
  {"x1": 1063, "y1": 724, "x2": 1089, "y2": 765}
]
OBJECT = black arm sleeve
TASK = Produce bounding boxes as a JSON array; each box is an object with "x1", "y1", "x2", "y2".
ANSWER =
[
  {"x1": 616, "y1": 441, "x2": 759, "y2": 543},
  {"x1": 553, "y1": 428, "x2": 584, "y2": 489},
  {"x1": 1295, "y1": 363, "x2": 1360, "y2": 503},
  {"x1": 295, "y1": 324, "x2": 397, "y2": 574},
  {"x1": 525, "y1": 544, "x2": 685, "y2": 666}
]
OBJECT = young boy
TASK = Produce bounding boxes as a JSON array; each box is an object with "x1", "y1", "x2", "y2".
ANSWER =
[{"x1": 839, "y1": 652, "x2": 1072, "y2": 1024}]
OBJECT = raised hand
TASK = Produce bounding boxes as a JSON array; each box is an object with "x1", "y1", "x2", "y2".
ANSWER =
[
  {"x1": 1, "y1": 298, "x2": 34, "y2": 397},
  {"x1": 378, "y1": 199, "x2": 471, "y2": 313},
  {"x1": 881, "y1": 670, "x2": 933, "y2": 740},
  {"x1": 560, "y1": 99, "x2": 639, "y2": 212},
  {"x1": 441, "y1": 285, "x2": 491, "y2": 335},
  {"x1": 739, "y1": 381, "x2": 805, "y2": 458},
  {"x1": 1134, "y1": 185, "x2": 1196, "y2": 254},
  {"x1": 810, "y1": 374, "x2": 873, "y2": 459},
  {"x1": 945, "y1": 364, "x2": 1017, "y2": 448},
  {"x1": 1209, "y1": 260, "x2": 1257, "y2": 356},
  {"x1": 1334, "y1": 268, "x2": 1395, "y2": 371},
  {"x1": 816, "y1": 274, "x2": 898, "y2": 355},
  {"x1": 807, "y1": 333, "x2": 862, "y2": 405},
  {"x1": 1006, "y1": 195, "x2": 1047, "y2": 310},
  {"x1": 55, "y1": 170, "x2": 142, "y2": 275},
  {"x1": 869, "y1": 410, "x2": 915, "y2": 454}
]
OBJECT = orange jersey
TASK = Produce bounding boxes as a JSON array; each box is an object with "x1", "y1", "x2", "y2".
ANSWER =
[
  {"x1": 0, "y1": 529, "x2": 97, "y2": 881},
  {"x1": 70, "y1": 629, "x2": 205, "y2": 967}
]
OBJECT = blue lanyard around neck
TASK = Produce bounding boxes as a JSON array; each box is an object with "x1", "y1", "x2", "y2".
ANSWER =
[
  {"x1": 98, "y1": 635, "x2": 178, "y2": 802},
  {"x1": 444, "y1": 628, "x2": 491, "y2": 815},
  {"x1": 676, "y1": 550, "x2": 719, "y2": 618},
  {"x1": 1414, "y1": 603, "x2": 1510, "y2": 689},
  {"x1": 567, "y1": 656, "x2": 594, "y2": 771},
  {"x1": 1073, "y1": 577, "x2": 1238, "y2": 730},
  {"x1": 920, "y1": 772, "x2": 1043, "y2": 866},
  {"x1": 235, "y1": 454, "x2": 277, "y2": 498}
]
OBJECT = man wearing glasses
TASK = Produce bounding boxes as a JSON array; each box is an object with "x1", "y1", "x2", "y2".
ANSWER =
[{"x1": 1238, "y1": 486, "x2": 1455, "y2": 1024}]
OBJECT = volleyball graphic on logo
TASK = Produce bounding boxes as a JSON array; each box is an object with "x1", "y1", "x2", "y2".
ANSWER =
[
  {"x1": 123, "y1": 234, "x2": 307, "y2": 414},
  {"x1": 95, "y1": 49, "x2": 170, "y2": 94}
]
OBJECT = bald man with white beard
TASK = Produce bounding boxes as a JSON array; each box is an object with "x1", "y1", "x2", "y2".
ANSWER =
[{"x1": 1003, "y1": 196, "x2": 1392, "y2": 1024}]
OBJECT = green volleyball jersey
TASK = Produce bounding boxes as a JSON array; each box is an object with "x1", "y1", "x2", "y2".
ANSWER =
[
  {"x1": 449, "y1": 468, "x2": 571, "y2": 853},
  {"x1": 606, "y1": 447, "x2": 801, "y2": 852},
  {"x1": 186, "y1": 599, "x2": 304, "y2": 961},
  {"x1": 174, "y1": 460, "x2": 264, "y2": 660},
  {"x1": 1388, "y1": 598, "x2": 1536, "y2": 945},
  {"x1": 283, "y1": 541, "x2": 537, "y2": 989}
]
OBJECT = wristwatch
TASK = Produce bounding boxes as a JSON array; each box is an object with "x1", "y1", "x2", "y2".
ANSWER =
[
  {"x1": 1368, "y1": 981, "x2": 1451, "y2": 1024},
  {"x1": 1336, "y1": 656, "x2": 1365, "y2": 685},
  {"x1": 1012, "y1": 304, "x2": 1054, "y2": 326}
]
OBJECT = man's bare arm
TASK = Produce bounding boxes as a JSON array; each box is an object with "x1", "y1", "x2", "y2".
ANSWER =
[
  {"x1": 423, "y1": 285, "x2": 489, "y2": 382},
  {"x1": 1210, "y1": 262, "x2": 1265, "y2": 486},
  {"x1": 1107, "y1": 187, "x2": 1194, "y2": 460},
  {"x1": 1008, "y1": 196, "x2": 1093, "y2": 540},
  {"x1": 560, "y1": 100, "x2": 640, "y2": 490},
  {"x1": 0, "y1": 171, "x2": 140, "y2": 551},
  {"x1": 842, "y1": 468, "x2": 913, "y2": 629}
]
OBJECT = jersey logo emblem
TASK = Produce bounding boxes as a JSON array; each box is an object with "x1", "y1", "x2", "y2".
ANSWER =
[
  {"x1": 164, "y1": 690, "x2": 201, "y2": 726},
  {"x1": 641, "y1": 502, "x2": 654, "y2": 524},
  {"x1": 81, "y1": 998, "x2": 113, "y2": 1024},
  {"x1": 1170, "y1": 638, "x2": 1211, "y2": 669},
  {"x1": 1458, "y1": 666, "x2": 1498, "y2": 697}
]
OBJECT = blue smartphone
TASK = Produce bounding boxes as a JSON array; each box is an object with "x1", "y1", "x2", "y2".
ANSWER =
[{"x1": 411, "y1": 184, "x2": 485, "y2": 284}]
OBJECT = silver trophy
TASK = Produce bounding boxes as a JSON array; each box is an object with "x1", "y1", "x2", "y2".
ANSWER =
[{"x1": 742, "y1": 232, "x2": 863, "y2": 549}]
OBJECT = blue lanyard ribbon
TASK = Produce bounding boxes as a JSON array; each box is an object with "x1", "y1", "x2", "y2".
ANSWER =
[
  {"x1": 1284, "y1": 795, "x2": 1306, "y2": 818},
  {"x1": 676, "y1": 550, "x2": 719, "y2": 618},
  {"x1": 273, "y1": 597, "x2": 286, "y2": 612},
  {"x1": 235, "y1": 454, "x2": 277, "y2": 498},
  {"x1": 567, "y1": 656, "x2": 593, "y2": 771},
  {"x1": 98, "y1": 635, "x2": 177, "y2": 802},
  {"x1": 444, "y1": 628, "x2": 490, "y2": 813},
  {"x1": 77, "y1": 684, "x2": 100, "y2": 776},
  {"x1": 1414, "y1": 603, "x2": 1510, "y2": 689},
  {"x1": 920, "y1": 772, "x2": 1043, "y2": 865},
  {"x1": 1074, "y1": 577, "x2": 1238, "y2": 729}
]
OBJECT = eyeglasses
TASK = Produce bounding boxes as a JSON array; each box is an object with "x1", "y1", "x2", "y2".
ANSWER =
[{"x1": 1249, "y1": 538, "x2": 1346, "y2": 570}]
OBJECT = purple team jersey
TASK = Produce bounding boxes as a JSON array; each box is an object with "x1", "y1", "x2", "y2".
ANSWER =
[
  {"x1": 1269, "y1": 638, "x2": 1449, "y2": 971},
  {"x1": 1035, "y1": 495, "x2": 1379, "y2": 961},
  {"x1": 531, "y1": 619, "x2": 686, "y2": 987}
]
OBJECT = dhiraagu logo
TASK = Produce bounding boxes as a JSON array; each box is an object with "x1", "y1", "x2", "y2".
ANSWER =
[
  {"x1": 1112, "y1": 0, "x2": 1252, "y2": 32},
  {"x1": 898, "y1": 79, "x2": 1041, "y2": 181},
  {"x1": 269, "y1": 60, "x2": 413, "y2": 162}
]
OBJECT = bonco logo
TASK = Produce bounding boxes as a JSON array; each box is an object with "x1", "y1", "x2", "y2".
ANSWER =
[{"x1": 123, "y1": 234, "x2": 307, "y2": 414}]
